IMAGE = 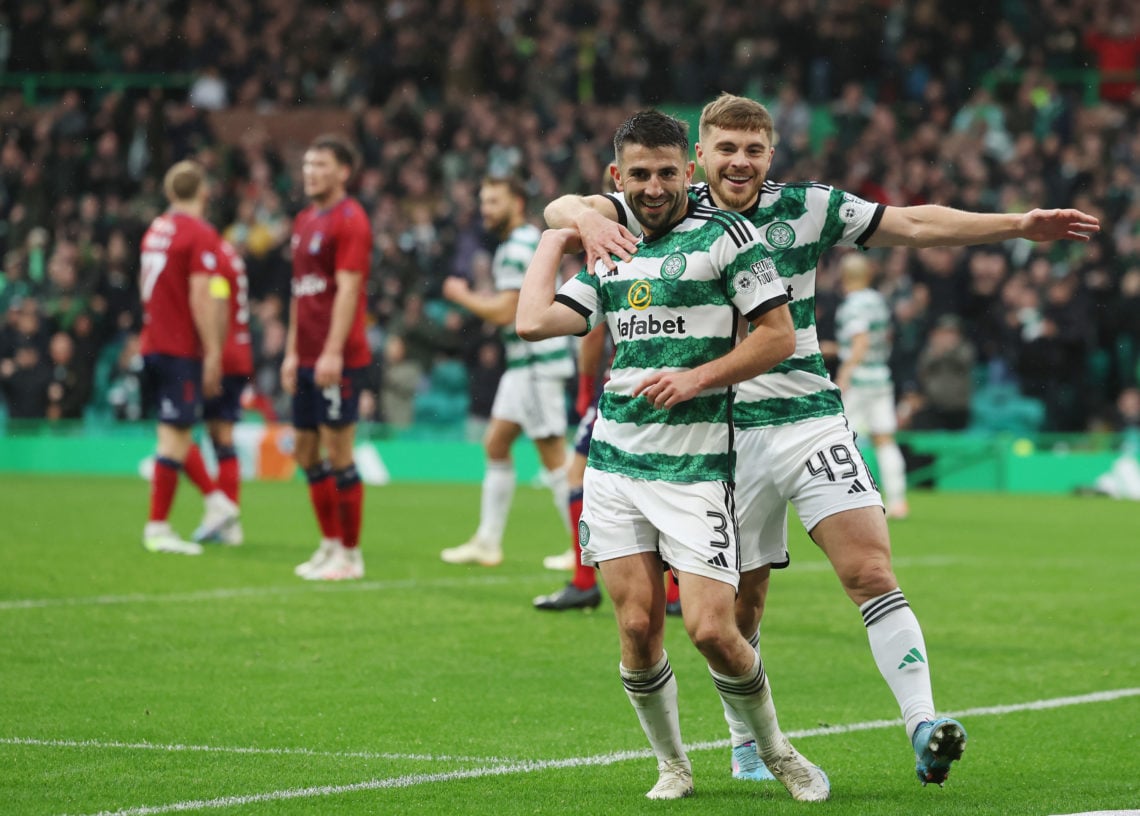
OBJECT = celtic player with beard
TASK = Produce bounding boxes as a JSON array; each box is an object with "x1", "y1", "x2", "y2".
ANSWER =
[
  {"x1": 517, "y1": 109, "x2": 829, "y2": 803},
  {"x1": 544, "y1": 92, "x2": 1100, "y2": 788}
]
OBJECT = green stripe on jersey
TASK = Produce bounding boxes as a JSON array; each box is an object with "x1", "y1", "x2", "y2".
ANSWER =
[
  {"x1": 601, "y1": 278, "x2": 727, "y2": 313},
  {"x1": 789, "y1": 296, "x2": 815, "y2": 331},
  {"x1": 734, "y1": 389, "x2": 844, "y2": 429},
  {"x1": 610, "y1": 335, "x2": 733, "y2": 372},
  {"x1": 588, "y1": 439, "x2": 733, "y2": 483},
  {"x1": 601, "y1": 391, "x2": 729, "y2": 427},
  {"x1": 770, "y1": 353, "x2": 830, "y2": 379}
]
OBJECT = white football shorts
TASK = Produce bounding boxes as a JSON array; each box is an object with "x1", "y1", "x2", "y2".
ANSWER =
[
  {"x1": 735, "y1": 414, "x2": 884, "y2": 570},
  {"x1": 841, "y1": 382, "x2": 898, "y2": 435},
  {"x1": 579, "y1": 468, "x2": 740, "y2": 588},
  {"x1": 490, "y1": 368, "x2": 568, "y2": 439}
]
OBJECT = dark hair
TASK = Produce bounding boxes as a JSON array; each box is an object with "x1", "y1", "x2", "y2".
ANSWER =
[
  {"x1": 481, "y1": 174, "x2": 528, "y2": 206},
  {"x1": 308, "y1": 134, "x2": 359, "y2": 173},
  {"x1": 612, "y1": 110, "x2": 689, "y2": 160}
]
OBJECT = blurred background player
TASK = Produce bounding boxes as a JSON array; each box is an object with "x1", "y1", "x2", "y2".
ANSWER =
[
  {"x1": 139, "y1": 161, "x2": 227, "y2": 555},
  {"x1": 440, "y1": 176, "x2": 573, "y2": 567},
  {"x1": 834, "y1": 252, "x2": 909, "y2": 519},
  {"x1": 533, "y1": 322, "x2": 605, "y2": 609},
  {"x1": 183, "y1": 238, "x2": 253, "y2": 545},
  {"x1": 284, "y1": 135, "x2": 373, "y2": 581}
]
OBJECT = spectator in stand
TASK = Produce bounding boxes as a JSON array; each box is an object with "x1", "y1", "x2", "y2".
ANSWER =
[
  {"x1": 0, "y1": 342, "x2": 51, "y2": 418},
  {"x1": 378, "y1": 334, "x2": 422, "y2": 428},
  {"x1": 1083, "y1": 8, "x2": 1140, "y2": 104},
  {"x1": 0, "y1": 0, "x2": 1136, "y2": 435},
  {"x1": 905, "y1": 315, "x2": 977, "y2": 432},
  {"x1": 45, "y1": 330, "x2": 93, "y2": 420}
]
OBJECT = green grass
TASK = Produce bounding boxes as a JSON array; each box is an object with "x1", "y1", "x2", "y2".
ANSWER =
[{"x1": 1, "y1": 474, "x2": 1138, "y2": 815}]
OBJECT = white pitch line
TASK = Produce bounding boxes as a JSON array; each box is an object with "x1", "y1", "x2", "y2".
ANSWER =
[
  {"x1": 0, "y1": 737, "x2": 517, "y2": 765},
  {"x1": 0, "y1": 574, "x2": 551, "y2": 612},
  {"x1": 48, "y1": 687, "x2": 1140, "y2": 816},
  {"x1": 0, "y1": 556, "x2": 956, "y2": 612}
]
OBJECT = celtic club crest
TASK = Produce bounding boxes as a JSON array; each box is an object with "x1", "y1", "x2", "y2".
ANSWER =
[
  {"x1": 765, "y1": 222, "x2": 796, "y2": 248},
  {"x1": 661, "y1": 253, "x2": 686, "y2": 280}
]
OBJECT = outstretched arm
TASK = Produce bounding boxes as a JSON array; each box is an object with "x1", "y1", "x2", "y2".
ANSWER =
[
  {"x1": 866, "y1": 205, "x2": 1100, "y2": 248},
  {"x1": 634, "y1": 303, "x2": 796, "y2": 409},
  {"x1": 516, "y1": 228, "x2": 589, "y2": 341},
  {"x1": 544, "y1": 193, "x2": 638, "y2": 274}
]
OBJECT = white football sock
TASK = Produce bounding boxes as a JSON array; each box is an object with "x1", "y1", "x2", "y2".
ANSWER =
[
  {"x1": 543, "y1": 464, "x2": 571, "y2": 531},
  {"x1": 476, "y1": 459, "x2": 516, "y2": 545},
  {"x1": 722, "y1": 630, "x2": 760, "y2": 747},
  {"x1": 710, "y1": 651, "x2": 788, "y2": 762},
  {"x1": 861, "y1": 588, "x2": 936, "y2": 738},
  {"x1": 621, "y1": 653, "x2": 688, "y2": 766},
  {"x1": 875, "y1": 442, "x2": 907, "y2": 507}
]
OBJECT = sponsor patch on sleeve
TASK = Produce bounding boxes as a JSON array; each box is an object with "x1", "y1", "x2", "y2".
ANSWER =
[{"x1": 750, "y1": 257, "x2": 778, "y2": 285}]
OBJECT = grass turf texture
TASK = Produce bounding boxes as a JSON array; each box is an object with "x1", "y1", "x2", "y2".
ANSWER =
[{"x1": 1, "y1": 474, "x2": 1137, "y2": 815}]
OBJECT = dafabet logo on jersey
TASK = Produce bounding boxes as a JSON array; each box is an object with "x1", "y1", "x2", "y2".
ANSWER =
[{"x1": 619, "y1": 280, "x2": 688, "y2": 338}]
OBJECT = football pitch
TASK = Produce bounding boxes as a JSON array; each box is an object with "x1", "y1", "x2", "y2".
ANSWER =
[{"x1": 1, "y1": 474, "x2": 1137, "y2": 815}]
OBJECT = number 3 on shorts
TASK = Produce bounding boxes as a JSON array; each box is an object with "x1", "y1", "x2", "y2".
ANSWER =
[{"x1": 706, "y1": 510, "x2": 730, "y2": 549}]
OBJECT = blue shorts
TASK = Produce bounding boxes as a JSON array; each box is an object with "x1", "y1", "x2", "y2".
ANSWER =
[
  {"x1": 143, "y1": 354, "x2": 202, "y2": 427},
  {"x1": 573, "y1": 404, "x2": 598, "y2": 457},
  {"x1": 203, "y1": 374, "x2": 250, "y2": 423},
  {"x1": 292, "y1": 366, "x2": 367, "y2": 430}
]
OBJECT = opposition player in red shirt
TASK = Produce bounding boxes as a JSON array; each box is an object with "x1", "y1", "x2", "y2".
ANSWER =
[
  {"x1": 182, "y1": 238, "x2": 252, "y2": 546},
  {"x1": 283, "y1": 135, "x2": 373, "y2": 581},
  {"x1": 139, "y1": 161, "x2": 228, "y2": 555}
]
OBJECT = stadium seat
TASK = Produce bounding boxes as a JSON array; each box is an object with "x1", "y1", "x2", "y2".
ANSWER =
[{"x1": 968, "y1": 383, "x2": 1045, "y2": 434}]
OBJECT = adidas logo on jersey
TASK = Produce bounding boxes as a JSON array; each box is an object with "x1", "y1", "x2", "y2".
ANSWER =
[
  {"x1": 847, "y1": 479, "x2": 868, "y2": 494},
  {"x1": 616, "y1": 312, "x2": 687, "y2": 339}
]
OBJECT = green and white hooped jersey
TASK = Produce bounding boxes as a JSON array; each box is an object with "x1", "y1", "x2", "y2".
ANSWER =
[
  {"x1": 836, "y1": 288, "x2": 893, "y2": 388},
  {"x1": 609, "y1": 181, "x2": 884, "y2": 428},
  {"x1": 494, "y1": 223, "x2": 573, "y2": 377},
  {"x1": 556, "y1": 199, "x2": 789, "y2": 484}
]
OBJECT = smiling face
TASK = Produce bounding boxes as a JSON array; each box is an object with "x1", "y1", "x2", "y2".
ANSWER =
[
  {"x1": 611, "y1": 143, "x2": 694, "y2": 238},
  {"x1": 695, "y1": 124, "x2": 774, "y2": 213}
]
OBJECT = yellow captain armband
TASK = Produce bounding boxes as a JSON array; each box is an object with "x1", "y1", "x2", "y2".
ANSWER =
[{"x1": 209, "y1": 275, "x2": 232, "y2": 299}]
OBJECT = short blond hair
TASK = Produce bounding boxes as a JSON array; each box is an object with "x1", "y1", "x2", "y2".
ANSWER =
[
  {"x1": 699, "y1": 93, "x2": 775, "y2": 144},
  {"x1": 163, "y1": 160, "x2": 205, "y2": 204}
]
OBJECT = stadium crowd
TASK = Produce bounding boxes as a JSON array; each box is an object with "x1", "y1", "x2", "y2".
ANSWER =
[{"x1": 1, "y1": 0, "x2": 1139, "y2": 434}]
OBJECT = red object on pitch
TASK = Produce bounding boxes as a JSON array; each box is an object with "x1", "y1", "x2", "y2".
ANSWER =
[{"x1": 308, "y1": 472, "x2": 342, "y2": 540}]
